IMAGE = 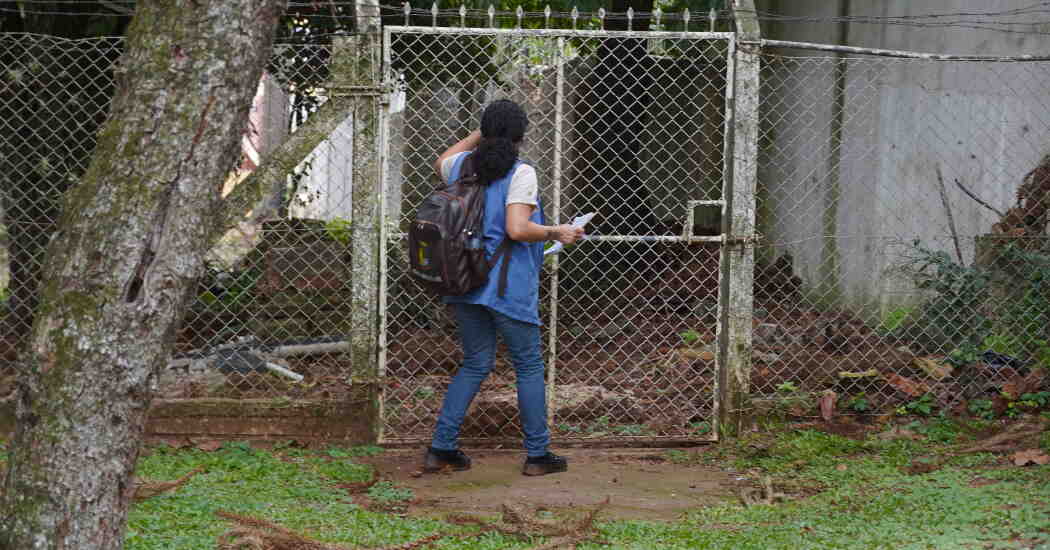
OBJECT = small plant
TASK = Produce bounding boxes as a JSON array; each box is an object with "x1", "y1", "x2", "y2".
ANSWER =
[
  {"x1": 1005, "y1": 391, "x2": 1050, "y2": 417},
  {"x1": 367, "y1": 481, "x2": 414, "y2": 505},
  {"x1": 413, "y1": 386, "x2": 436, "y2": 400},
  {"x1": 776, "y1": 381, "x2": 799, "y2": 394},
  {"x1": 1032, "y1": 340, "x2": 1050, "y2": 370},
  {"x1": 879, "y1": 307, "x2": 913, "y2": 333},
  {"x1": 588, "y1": 416, "x2": 611, "y2": 434},
  {"x1": 908, "y1": 416, "x2": 960, "y2": 444},
  {"x1": 897, "y1": 393, "x2": 935, "y2": 417},
  {"x1": 690, "y1": 421, "x2": 712, "y2": 435},
  {"x1": 968, "y1": 398, "x2": 996, "y2": 420},
  {"x1": 845, "y1": 393, "x2": 871, "y2": 413},
  {"x1": 679, "y1": 329, "x2": 701, "y2": 347},
  {"x1": 324, "y1": 218, "x2": 353, "y2": 245},
  {"x1": 613, "y1": 424, "x2": 648, "y2": 436},
  {"x1": 557, "y1": 423, "x2": 582, "y2": 434},
  {"x1": 947, "y1": 342, "x2": 981, "y2": 368},
  {"x1": 665, "y1": 449, "x2": 692, "y2": 464}
]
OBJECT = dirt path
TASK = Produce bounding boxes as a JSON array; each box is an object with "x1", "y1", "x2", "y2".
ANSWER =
[{"x1": 359, "y1": 448, "x2": 738, "y2": 521}]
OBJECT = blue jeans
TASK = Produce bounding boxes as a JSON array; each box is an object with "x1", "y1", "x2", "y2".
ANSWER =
[{"x1": 431, "y1": 303, "x2": 550, "y2": 457}]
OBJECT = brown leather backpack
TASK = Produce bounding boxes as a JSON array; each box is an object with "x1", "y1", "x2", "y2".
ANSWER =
[{"x1": 407, "y1": 153, "x2": 511, "y2": 297}]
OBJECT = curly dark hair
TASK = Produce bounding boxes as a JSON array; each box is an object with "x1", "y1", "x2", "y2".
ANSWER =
[{"x1": 476, "y1": 99, "x2": 528, "y2": 185}]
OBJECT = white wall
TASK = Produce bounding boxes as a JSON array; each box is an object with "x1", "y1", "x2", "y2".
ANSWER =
[{"x1": 755, "y1": 0, "x2": 1050, "y2": 316}]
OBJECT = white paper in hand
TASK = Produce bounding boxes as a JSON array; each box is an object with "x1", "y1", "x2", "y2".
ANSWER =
[{"x1": 544, "y1": 212, "x2": 596, "y2": 256}]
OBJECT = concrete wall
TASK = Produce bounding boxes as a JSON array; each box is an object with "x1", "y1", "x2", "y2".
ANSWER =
[{"x1": 755, "y1": 0, "x2": 1050, "y2": 317}]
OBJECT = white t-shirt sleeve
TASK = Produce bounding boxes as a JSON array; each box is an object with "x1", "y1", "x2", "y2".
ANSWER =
[
  {"x1": 439, "y1": 151, "x2": 469, "y2": 183},
  {"x1": 441, "y1": 154, "x2": 539, "y2": 207},
  {"x1": 505, "y1": 164, "x2": 538, "y2": 207}
]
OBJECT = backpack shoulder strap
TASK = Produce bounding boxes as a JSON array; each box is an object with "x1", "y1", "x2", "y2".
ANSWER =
[
  {"x1": 488, "y1": 238, "x2": 513, "y2": 298},
  {"x1": 451, "y1": 152, "x2": 478, "y2": 187}
]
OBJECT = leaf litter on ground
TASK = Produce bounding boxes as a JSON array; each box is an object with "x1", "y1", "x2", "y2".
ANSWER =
[{"x1": 215, "y1": 497, "x2": 611, "y2": 550}]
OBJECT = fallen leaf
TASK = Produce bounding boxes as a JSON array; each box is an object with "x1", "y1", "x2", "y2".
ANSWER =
[
  {"x1": 819, "y1": 391, "x2": 838, "y2": 422},
  {"x1": 680, "y1": 348, "x2": 716, "y2": 361},
  {"x1": 968, "y1": 477, "x2": 998, "y2": 488},
  {"x1": 1001, "y1": 371, "x2": 1046, "y2": 400},
  {"x1": 835, "y1": 463, "x2": 848, "y2": 471},
  {"x1": 913, "y1": 357, "x2": 953, "y2": 380},
  {"x1": 903, "y1": 457, "x2": 941, "y2": 475},
  {"x1": 788, "y1": 404, "x2": 809, "y2": 417},
  {"x1": 195, "y1": 440, "x2": 223, "y2": 452},
  {"x1": 1010, "y1": 449, "x2": 1050, "y2": 466},
  {"x1": 883, "y1": 373, "x2": 928, "y2": 397}
]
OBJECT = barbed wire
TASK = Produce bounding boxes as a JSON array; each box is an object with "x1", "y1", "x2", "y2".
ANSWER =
[{"x1": 6, "y1": 0, "x2": 1050, "y2": 32}]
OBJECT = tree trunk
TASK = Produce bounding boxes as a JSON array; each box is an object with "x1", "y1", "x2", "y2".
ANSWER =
[{"x1": 0, "y1": 1, "x2": 285, "y2": 548}]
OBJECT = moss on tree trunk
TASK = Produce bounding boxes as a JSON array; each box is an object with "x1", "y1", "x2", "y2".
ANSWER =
[{"x1": 0, "y1": 1, "x2": 286, "y2": 548}]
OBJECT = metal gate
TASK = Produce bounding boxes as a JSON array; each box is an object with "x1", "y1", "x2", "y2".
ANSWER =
[{"x1": 378, "y1": 26, "x2": 735, "y2": 445}]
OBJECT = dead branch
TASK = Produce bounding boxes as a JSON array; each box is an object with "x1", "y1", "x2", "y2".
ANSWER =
[
  {"x1": 132, "y1": 466, "x2": 204, "y2": 501},
  {"x1": 954, "y1": 178, "x2": 1005, "y2": 218},
  {"x1": 216, "y1": 510, "x2": 458, "y2": 550},
  {"x1": 218, "y1": 96, "x2": 353, "y2": 234},
  {"x1": 737, "y1": 475, "x2": 787, "y2": 507},
  {"x1": 936, "y1": 168, "x2": 964, "y2": 264},
  {"x1": 958, "y1": 422, "x2": 1047, "y2": 454},
  {"x1": 450, "y1": 498, "x2": 611, "y2": 550}
]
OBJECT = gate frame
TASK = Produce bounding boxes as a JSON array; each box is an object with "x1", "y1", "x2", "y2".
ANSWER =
[{"x1": 372, "y1": 14, "x2": 760, "y2": 446}]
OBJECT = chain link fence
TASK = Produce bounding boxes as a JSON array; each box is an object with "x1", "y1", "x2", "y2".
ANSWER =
[
  {"x1": 380, "y1": 28, "x2": 731, "y2": 443},
  {"x1": 0, "y1": 34, "x2": 364, "y2": 415},
  {"x1": 2, "y1": 30, "x2": 1048, "y2": 442},
  {"x1": 755, "y1": 50, "x2": 1050, "y2": 418}
]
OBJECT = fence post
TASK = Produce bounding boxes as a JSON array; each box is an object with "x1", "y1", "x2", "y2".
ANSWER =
[
  {"x1": 716, "y1": 0, "x2": 760, "y2": 438},
  {"x1": 330, "y1": 0, "x2": 383, "y2": 441}
]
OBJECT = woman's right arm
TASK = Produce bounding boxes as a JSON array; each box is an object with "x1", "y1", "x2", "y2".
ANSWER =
[
  {"x1": 505, "y1": 204, "x2": 584, "y2": 245},
  {"x1": 434, "y1": 129, "x2": 481, "y2": 177}
]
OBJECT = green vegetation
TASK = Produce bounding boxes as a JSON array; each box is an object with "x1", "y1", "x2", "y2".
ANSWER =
[
  {"x1": 896, "y1": 393, "x2": 936, "y2": 417},
  {"x1": 878, "y1": 306, "x2": 913, "y2": 333},
  {"x1": 323, "y1": 218, "x2": 353, "y2": 246},
  {"x1": 679, "y1": 329, "x2": 701, "y2": 347},
  {"x1": 903, "y1": 240, "x2": 1050, "y2": 371},
  {"x1": 9, "y1": 419, "x2": 1036, "y2": 550}
]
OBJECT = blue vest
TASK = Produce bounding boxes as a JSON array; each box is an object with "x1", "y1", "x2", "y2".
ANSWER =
[{"x1": 442, "y1": 152, "x2": 546, "y2": 326}]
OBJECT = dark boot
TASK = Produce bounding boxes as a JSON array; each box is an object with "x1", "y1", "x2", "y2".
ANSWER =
[
  {"x1": 423, "y1": 447, "x2": 472, "y2": 472},
  {"x1": 522, "y1": 452, "x2": 568, "y2": 476}
]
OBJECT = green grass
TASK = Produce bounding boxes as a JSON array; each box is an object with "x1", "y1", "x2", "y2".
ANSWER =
[
  {"x1": 5, "y1": 419, "x2": 1043, "y2": 549},
  {"x1": 126, "y1": 442, "x2": 464, "y2": 549},
  {"x1": 600, "y1": 465, "x2": 1050, "y2": 549}
]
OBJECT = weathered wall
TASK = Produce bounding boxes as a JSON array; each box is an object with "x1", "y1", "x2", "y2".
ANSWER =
[
  {"x1": 756, "y1": 0, "x2": 1050, "y2": 316},
  {"x1": 0, "y1": 396, "x2": 376, "y2": 444}
]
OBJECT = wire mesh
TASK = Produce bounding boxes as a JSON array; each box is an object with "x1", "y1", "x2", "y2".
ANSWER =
[
  {"x1": 5, "y1": 29, "x2": 1047, "y2": 442},
  {"x1": 0, "y1": 34, "x2": 364, "y2": 410},
  {"x1": 755, "y1": 51, "x2": 1050, "y2": 416},
  {"x1": 381, "y1": 28, "x2": 731, "y2": 443}
]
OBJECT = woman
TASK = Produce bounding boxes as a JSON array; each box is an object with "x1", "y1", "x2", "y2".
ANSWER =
[{"x1": 423, "y1": 99, "x2": 584, "y2": 476}]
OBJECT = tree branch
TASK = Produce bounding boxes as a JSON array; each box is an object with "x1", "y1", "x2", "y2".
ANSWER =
[
  {"x1": 98, "y1": 0, "x2": 134, "y2": 16},
  {"x1": 936, "y1": 167, "x2": 964, "y2": 264},
  {"x1": 954, "y1": 178, "x2": 1005, "y2": 218},
  {"x1": 216, "y1": 96, "x2": 354, "y2": 237}
]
